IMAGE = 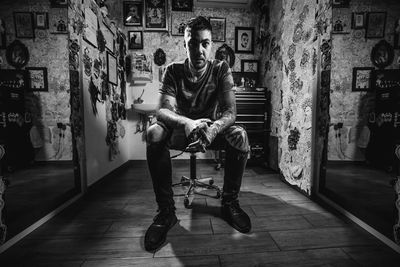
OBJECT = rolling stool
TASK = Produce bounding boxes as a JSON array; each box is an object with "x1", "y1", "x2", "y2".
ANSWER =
[{"x1": 172, "y1": 139, "x2": 222, "y2": 208}]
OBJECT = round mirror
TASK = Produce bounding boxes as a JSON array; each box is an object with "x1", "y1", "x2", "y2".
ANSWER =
[{"x1": 6, "y1": 40, "x2": 29, "y2": 69}]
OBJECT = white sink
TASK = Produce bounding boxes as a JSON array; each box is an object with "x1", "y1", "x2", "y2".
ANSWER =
[{"x1": 132, "y1": 103, "x2": 158, "y2": 114}]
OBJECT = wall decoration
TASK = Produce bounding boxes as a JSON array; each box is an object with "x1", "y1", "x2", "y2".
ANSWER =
[
  {"x1": 50, "y1": 0, "x2": 68, "y2": 8},
  {"x1": 83, "y1": 7, "x2": 98, "y2": 47},
  {"x1": 14, "y1": 12, "x2": 34, "y2": 38},
  {"x1": 235, "y1": 27, "x2": 254, "y2": 54},
  {"x1": 332, "y1": 8, "x2": 350, "y2": 34},
  {"x1": 209, "y1": 17, "x2": 226, "y2": 42},
  {"x1": 123, "y1": 1, "x2": 143, "y2": 27},
  {"x1": 154, "y1": 48, "x2": 166, "y2": 66},
  {"x1": 215, "y1": 43, "x2": 235, "y2": 68},
  {"x1": 352, "y1": 67, "x2": 374, "y2": 91},
  {"x1": 107, "y1": 52, "x2": 118, "y2": 85},
  {"x1": 371, "y1": 40, "x2": 394, "y2": 69},
  {"x1": 131, "y1": 53, "x2": 153, "y2": 81},
  {"x1": 26, "y1": 67, "x2": 48, "y2": 92},
  {"x1": 366, "y1": 12, "x2": 386, "y2": 38},
  {"x1": 241, "y1": 60, "x2": 259, "y2": 73},
  {"x1": 0, "y1": 19, "x2": 6, "y2": 49},
  {"x1": 101, "y1": 21, "x2": 114, "y2": 52},
  {"x1": 394, "y1": 18, "x2": 400, "y2": 49},
  {"x1": 171, "y1": 0, "x2": 193, "y2": 11},
  {"x1": 332, "y1": 0, "x2": 350, "y2": 8},
  {"x1": 171, "y1": 11, "x2": 192, "y2": 36},
  {"x1": 35, "y1": 12, "x2": 49, "y2": 29},
  {"x1": 49, "y1": 8, "x2": 68, "y2": 34},
  {"x1": 6, "y1": 40, "x2": 29, "y2": 69},
  {"x1": 144, "y1": 0, "x2": 168, "y2": 31},
  {"x1": 128, "y1": 31, "x2": 143, "y2": 49},
  {"x1": 351, "y1": 12, "x2": 364, "y2": 29}
]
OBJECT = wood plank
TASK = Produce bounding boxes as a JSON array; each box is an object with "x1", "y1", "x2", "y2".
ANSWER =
[
  {"x1": 302, "y1": 213, "x2": 348, "y2": 228},
  {"x1": 341, "y1": 246, "x2": 400, "y2": 267}
]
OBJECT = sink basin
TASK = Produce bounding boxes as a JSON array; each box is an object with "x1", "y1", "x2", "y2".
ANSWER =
[{"x1": 132, "y1": 103, "x2": 158, "y2": 114}]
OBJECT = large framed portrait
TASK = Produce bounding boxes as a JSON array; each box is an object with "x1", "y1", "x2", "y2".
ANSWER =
[
  {"x1": 171, "y1": 0, "x2": 193, "y2": 12},
  {"x1": 235, "y1": 27, "x2": 254, "y2": 54},
  {"x1": 209, "y1": 17, "x2": 226, "y2": 42},
  {"x1": 145, "y1": 0, "x2": 168, "y2": 31},
  {"x1": 123, "y1": 1, "x2": 143, "y2": 27},
  {"x1": 352, "y1": 67, "x2": 374, "y2": 91},
  {"x1": 14, "y1": 12, "x2": 34, "y2": 38},
  {"x1": 128, "y1": 31, "x2": 143, "y2": 49},
  {"x1": 26, "y1": 67, "x2": 48, "y2": 92},
  {"x1": 366, "y1": 12, "x2": 386, "y2": 38}
]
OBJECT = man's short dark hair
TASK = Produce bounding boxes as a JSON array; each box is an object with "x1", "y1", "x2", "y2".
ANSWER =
[{"x1": 185, "y1": 16, "x2": 212, "y2": 35}]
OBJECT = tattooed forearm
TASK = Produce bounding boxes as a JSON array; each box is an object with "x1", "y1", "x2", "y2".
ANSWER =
[
  {"x1": 160, "y1": 98, "x2": 176, "y2": 112},
  {"x1": 156, "y1": 97, "x2": 190, "y2": 129}
]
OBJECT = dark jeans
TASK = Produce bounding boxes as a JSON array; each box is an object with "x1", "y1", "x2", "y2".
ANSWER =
[{"x1": 146, "y1": 123, "x2": 249, "y2": 209}]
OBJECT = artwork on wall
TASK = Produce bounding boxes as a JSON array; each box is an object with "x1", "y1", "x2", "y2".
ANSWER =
[
  {"x1": 0, "y1": 18, "x2": 6, "y2": 49},
  {"x1": 332, "y1": 0, "x2": 350, "y2": 8},
  {"x1": 49, "y1": 9, "x2": 68, "y2": 34},
  {"x1": 171, "y1": 11, "x2": 192, "y2": 36},
  {"x1": 352, "y1": 67, "x2": 374, "y2": 91},
  {"x1": 128, "y1": 31, "x2": 143, "y2": 49},
  {"x1": 145, "y1": 0, "x2": 168, "y2": 31},
  {"x1": 107, "y1": 52, "x2": 118, "y2": 86},
  {"x1": 332, "y1": 8, "x2": 350, "y2": 34},
  {"x1": 101, "y1": 21, "x2": 114, "y2": 52},
  {"x1": 235, "y1": 27, "x2": 254, "y2": 54},
  {"x1": 6, "y1": 40, "x2": 29, "y2": 69},
  {"x1": 131, "y1": 53, "x2": 153, "y2": 81},
  {"x1": 83, "y1": 7, "x2": 98, "y2": 47},
  {"x1": 371, "y1": 40, "x2": 394, "y2": 69},
  {"x1": 366, "y1": 12, "x2": 386, "y2": 38},
  {"x1": 50, "y1": 0, "x2": 68, "y2": 8},
  {"x1": 209, "y1": 17, "x2": 226, "y2": 42},
  {"x1": 123, "y1": 1, "x2": 143, "y2": 27},
  {"x1": 394, "y1": 18, "x2": 400, "y2": 49},
  {"x1": 351, "y1": 12, "x2": 365, "y2": 29},
  {"x1": 14, "y1": 12, "x2": 34, "y2": 38},
  {"x1": 26, "y1": 67, "x2": 48, "y2": 91},
  {"x1": 171, "y1": 0, "x2": 193, "y2": 11},
  {"x1": 241, "y1": 60, "x2": 259, "y2": 73},
  {"x1": 35, "y1": 12, "x2": 49, "y2": 29}
]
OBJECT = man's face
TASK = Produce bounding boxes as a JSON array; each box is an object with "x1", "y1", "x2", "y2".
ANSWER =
[
  {"x1": 184, "y1": 29, "x2": 212, "y2": 69},
  {"x1": 241, "y1": 34, "x2": 249, "y2": 48}
]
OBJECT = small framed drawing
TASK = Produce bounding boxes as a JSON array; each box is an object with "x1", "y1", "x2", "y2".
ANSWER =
[
  {"x1": 235, "y1": 27, "x2": 254, "y2": 54},
  {"x1": 0, "y1": 18, "x2": 6, "y2": 49},
  {"x1": 14, "y1": 12, "x2": 34, "y2": 38},
  {"x1": 171, "y1": 11, "x2": 192, "y2": 36},
  {"x1": 352, "y1": 67, "x2": 374, "y2": 91},
  {"x1": 209, "y1": 17, "x2": 226, "y2": 42},
  {"x1": 107, "y1": 52, "x2": 118, "y2": 86},
  {"x1": 351, "y1": 12, "x2": 364, "y2": 29},
  {"x1": 332, "y1": 0, "x2": 350, "y2": 8},
  {"x1": 123, "y1": 1, "x2": 143, "y2": 27},
  {"x1": 366, "y1": 12, "x2": 386, "y2": 38},
  {"x1": 35, "y1": 12, "x2": 48, "y2": 29},
  {"x1": 394, "y1": 18, "x2": 400, "y2": 49},
  {"x1": 332, "y1": 8, "x2": 351, "y2": 34},
  {"x1": 241, "y1": 60, "x2": 259, "y2": 73},
  {"x1": 145, "y1": 0, "x2": 168, "y2": 31},
  {"x1": 128, "y1": 31, "x2": 143, "y2": 49},
  {"x1": 171, "y1": 0, "x2": 193, "y2": 11},
  {"x1": 26, "y1": 67, "x2": 48, "y2": 91}
]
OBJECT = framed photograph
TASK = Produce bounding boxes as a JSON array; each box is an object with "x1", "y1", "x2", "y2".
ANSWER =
[
  {"x1": 352, "y1": 67, "x2": 374, "y2": 91},
  {"x1": 171, "y1": 0, "x2": 193, "y2": 12},
  {"x1": 26, "y1": 67, "x2": 48, "y2": 91},
  {"x1": 171, "y1": 11, "x2": 192, "y2": 36},
  {"x1": 107, "y1": 52, "x2": 118, "y2": 86},
  {"x1": 232, "y1": 71, "x2": 258, "y2": 90},
  {"x1": 394, "y1": 18, "x2": 400, "y2": 49},
  {"x1": 366, "y1": 12, "x2": 386, "y2": 38},
  {"x1": 131, "y1": 53, "x2": 153, "y2": 81},
  {"x1": 351, "y1": 12, "x2": 365, "y2": 29},
  {"x1": 235, "y1": 27, "x2": 254, "y2": 54},
  {"x1": 49, "y1": 9, "x2": 68, "y2": 34},
  {"x1": 14, "y1": 12, "x2": 34, "y2": 38},
  {"x1": 50, "y1": 0, "x2": 68, "y2": 8},
  {"x1": 123, "y1": 1, "x2": 143, "y2": 27},
  {"x1": 128, "y1": 31, "x2": 143, "y2": 49},
  {"x1": 209, "y1": 17, "x2": 226, "y2": 42},
  {"x1": 332, "y1": 8, "x2": 351, "y2": 34},
  {"x1": 332, "y1": 0, "x2": 350, "y2": 8},
  {"x1": 241, "y1": 60, "x2": 259, "y2": 73},
  {"x1": 145, "y1": 0, "x2": 168, "y2": 31},
  {"x1": 35, "y1": 12, "x2": 48, "y2": 29},
  {"x1": 0, "y1": 18, "x2": 6, "y2": 49}
]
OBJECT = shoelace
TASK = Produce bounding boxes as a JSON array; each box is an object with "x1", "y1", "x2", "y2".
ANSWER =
[{"x1": 226, "y1": 201, "x2": 242, "y2": 216}]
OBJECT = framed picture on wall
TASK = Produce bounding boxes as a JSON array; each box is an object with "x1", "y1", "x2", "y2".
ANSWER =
[
  {"x1": 107, "y1": 52, "x2": 118, "y2": 86},
  {"x1": 209, "y1": 17, "x2": 226, "y2": 42},
  {"x1": 394, "y1": 18, "x2": 400, "y2": 49},
  {"x1": 123, "y1": 1, "x2": 143, "y2": 27},
  {"x1": 351, "y1": 12, "x2": 365, "y2": 29},
  {"x1": 352, "y1": 67, "x2": 374, "y2": 91},
  {"x1": 235, "y1": 27, "x2": 254, "y2": 54},
  {"x1": 26, "y1": 67, "x2": 48, "y2": 91},
  {"x1": 14, "y1": 12, "x2": 34, "y2": 38},
  {"x1": 332, "y1": 8, "x2": 351, "y2": 34},
  {"x1": 145, "y1": 0, "x2": 168, "y2": 31},
  {"x1": 35, "y1": 12, "x2": 48, "y2": 29},
  {"x1": 241, "y1": 60, "x2": 259, "y2": 73},
  {"x1": 0, "y1": 18, "x2": 6, "y2": 49},
  {"x1": 171, "y1": 0, "x2": 193, "y2": 11},
  {"x1": 366, "y1": 12, "x2": 386, "y2": 38},
  {"x1": 171, "y1": 11, "x2": 192, "y2": 36},
  {"x1": 128, "y1": 31, "x2": 143, "y2": 49}
]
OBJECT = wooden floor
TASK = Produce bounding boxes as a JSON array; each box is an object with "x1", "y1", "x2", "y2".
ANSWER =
[{"x1": 1, "y1": 160, "x2": 400, "y2": 266}]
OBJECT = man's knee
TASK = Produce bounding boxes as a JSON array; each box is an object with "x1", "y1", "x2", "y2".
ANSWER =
[
  {"x1": 224, "y1": 126, "x2": 250, "y2": 153},
  {"x1": 147, "y1": 124, "x2": 168, "y2": 144}
]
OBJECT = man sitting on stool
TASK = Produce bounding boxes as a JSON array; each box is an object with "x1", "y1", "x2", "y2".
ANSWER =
[{"x1": 145, "y1": 16, "x2": 251, "y2": 252}]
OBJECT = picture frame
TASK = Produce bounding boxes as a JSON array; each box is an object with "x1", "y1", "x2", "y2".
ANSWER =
[
  {"x1": 352, "y1": 67, "x2": 374, "y2": 91},
  {"x1": 131, "y1": 53, "x2": 153, "y2": 81},
  {"x1": 171, "y1": 11, "x2": 192, "y2": 36},
  {"x1": 394, "y1": 18, "x2": 400, "y2": 49},
  {"x1": 332, "y1": 0, "x2": 350, "y2": 8},
  {"x1": 50, "y1": 0, "x2": 68, "y2": 8},
  {"x1": 144, "y1": 0, "x2": 168, "y2": 31},
  {"x1": 35, "y1": 12, "x2": 48, "y2": 29},
  {"x1": 241, "y1": 60, "x2": 259, "y2": 73},
  {"x1": 232, "y1": 71, "x2": 258, "y2": 90},
  {"x1": 14, "y1": 12, "x2": 34, "y2": 38},
  {"x1": 371, "y1": 40, "x2": 394, "y2": 69},
  {"x1": 82, "y1": 7, "x2": 98, "y2": 46},
  {"x1": 235, "y1": 27, "x2": 254, "y2": 54},
  {"x1": 351, "y1": 12, "x2": 365, "y2": 29},
  {"x1": 209, "y1": 17, "x2": 226, "y2": 42},
  {"x1": 128, "y1": 31, "x2": 143, "y2": 49},
  {"x1": 101, "y1": 21, "x2": 115, "y2": 52},
  {"x1": 26, "y1": 67, "x2": 48, "y2": 92},
  {"x1": 123, "y1": 1, "x2": 143, "y2": 27},
  {"x1": 171, "y1": 0, "x2": 193, "y2": 12},
  {"x1": 366, "y1": 12, "x2": 386, "y2": 38},
  {"x1": 49, "y1": 9, "x2": 68, "y2": 34},
  {"x1": 107, "y1": 52, "x2": 118, "y2": 86},
  {"x1": 332, "y1": 8, "x2": 351, "y2": 34},
  {"x1": 0, "y1": 18, "x2": 6, "y2": 49}
]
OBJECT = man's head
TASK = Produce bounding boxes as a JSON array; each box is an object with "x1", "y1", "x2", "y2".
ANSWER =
[
  {"x1": 241, "y1": 32, "x2": 249, "y2": 48},
  {"x1": 184, "y1": 16, "x2": 212, "y2": 70}
]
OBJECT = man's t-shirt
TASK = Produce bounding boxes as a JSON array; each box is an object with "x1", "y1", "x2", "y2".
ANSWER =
[{"x1": 160, "y1": 59, "x2": 234, "y2": 120}]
